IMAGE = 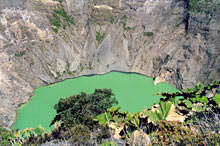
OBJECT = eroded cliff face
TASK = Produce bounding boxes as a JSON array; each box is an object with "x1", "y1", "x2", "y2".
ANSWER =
[{"x1": 0, "y1": 0, "x2": 219, "y2": 127}]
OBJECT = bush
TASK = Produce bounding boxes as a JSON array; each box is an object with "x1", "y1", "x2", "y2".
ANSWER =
[
  {"x1": 70, "y1": 124, "x2": 91, "y2": 145},
  {"x1": 150, "y1": 121, "x2": 220, "y2": 146},
  {"x1": 0, "y1": 127, "x2": 14, "y2": 146},
  {"x1": 15, "y1": 50, "x2": 26, "y2": 57},
  {"x1": 96, "y1": 32, "x2": 105, "y2": 44},
  {"x1": 97, "y1": 126, "x2": 111, "y2": 143},
  {"x1": 50, "y1": 89, "x2": 118, "y2": 129},
  {"x1": 144, "y1": 32, "x2": 153, "y2": 37}
]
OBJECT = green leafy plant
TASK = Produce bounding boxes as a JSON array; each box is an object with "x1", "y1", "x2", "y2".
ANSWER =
[
  {"x1": 213, "y1": 94, "x2": 220, "y2": 106},
  {"x1": 156, "y1": 81, "x2": 220, "y2": 114},
  {"x1": 146, "y1": 101, "x2": 172, "y2": 124},
  {"x1": 101, "y1": 141, "x2": 118, "y2": 146},
  {"x1": 0, "y1": 127, "x2": 15, "y2": 146}
]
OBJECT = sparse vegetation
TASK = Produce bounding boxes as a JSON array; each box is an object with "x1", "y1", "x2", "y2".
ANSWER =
[
  {"x1": 96, "y1": 32, "x2": 105, "y2": 45},
  {"x1": 80, "y1": 63, "x2": 84, "y2": 72},
  {"x1": 66, "y1": 62, "x2": 73, "y2": 75},
  {"x1": 109, "y1": 15, "x2": 116, "y2": 24},
  {"x1": 144, "y1": 32, "x2": 154, "y2": 37},
  {"x1": 88, "y1": 62, "x2": 93, "y2": 70},
  {"x1": 120, "y1": 15, "x2": 132, "y2": 31},
  {"x1": 49, "y1": 8, "x2": 74, "y2": 33},
  {"x1": 97, "y1": 58, "x2": 101, "y2": 63},
  {"x1": 15, "y1": 50, "x2": 26, "y2": 57},
  {"x1": 56, "y1": 72, "x2": 62, "y2": 78}
]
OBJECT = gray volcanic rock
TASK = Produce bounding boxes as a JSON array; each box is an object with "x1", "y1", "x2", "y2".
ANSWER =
[{"x1": 0, "y1": 0, "x2": 219, "y2": 127}]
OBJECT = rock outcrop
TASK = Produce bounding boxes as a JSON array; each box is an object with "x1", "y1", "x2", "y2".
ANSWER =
[{"x1": 0, "y1": 0, "x2": 219, "y2": 127}]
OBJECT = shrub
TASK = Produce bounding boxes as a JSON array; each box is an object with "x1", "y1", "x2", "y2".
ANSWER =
[
  {"x1": 49, "y1": 8, "x2": 74, "y2": 33},
  {"x1": 109, "y1": 15, "x2": 116, "y2": 24},
  {"x1": 96, "y1": 32, "x2": 105, "y2": 44},
  {"x1": 0, "y1": 127, "x2": 14, "y2": 146},
  {"x1": 97, "y1": 126, "x2": 111, "y2": 143},
  {"x1": 50, "y1": 89, "x2": 118, "y2": 129},
  {"x1": 144, "y1": 32, "x2": 154, "y2": 37},
  {"x1": 150, "y1": 121, "x2": 220, "y2": 146},
  {"x1": 15, "y1": 50, "x2": 26, "y2": 57},
  {"x1": 70, "y1": 124, "x2": 91, "y2": 145}
]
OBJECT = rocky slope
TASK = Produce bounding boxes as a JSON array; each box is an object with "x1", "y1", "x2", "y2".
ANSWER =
[{"x1": 0, "y1": 0, "x2": 219, "y2": 128}]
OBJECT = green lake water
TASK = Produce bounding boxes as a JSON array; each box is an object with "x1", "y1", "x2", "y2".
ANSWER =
[{"x1": 13, "y1": 72, "x2": 178, "y2": 130}]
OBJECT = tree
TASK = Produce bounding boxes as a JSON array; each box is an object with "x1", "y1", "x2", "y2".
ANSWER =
[{"x1": 50, "y1": 89, "x2": 118, "y2": 129}]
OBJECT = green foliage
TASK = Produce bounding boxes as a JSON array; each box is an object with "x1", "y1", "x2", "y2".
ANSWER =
[
  {"x1": 94, "y1": 80, "x2": 220, "y2": 145},
  {"x1": 95, "y1": 107, "x2": 127, "y2": 127},
  {"x1": 15, "y1": 50, "x2": 26, "y2": 57},
  {"x1": 80, "y1": 63, "x2": 84, "y2": 72},
  {"x1": 70, "y1": 124, "x2": 91, "y2": 145},
  {"x1": 66, "y1": 62, "x2": 73, "y2": 75},
  {"x1": 95, "y1": 106, "x2": 143, "y2": 141},
  {"x1": 156, "y1": 81, "x2": 220, "y2": 114},
  {"x1": 150, "y1": 121, "x2": 220, "y2": 146},
  {"x1": 144, "y1": 32, "x2": 154, "y2": 37},
  {"x1": 213, "y1": 94, "x2": 220, "y2": 106},
  {"x1": 0, "y1": 127, "x2": 14, "y2": 146},
  {"x1": 190, "y1": 0, "x2": 202, "y2": 12},
  {"x1": 49, "y1": 8, "x2": 74, "y2": 33},
  {"x1": 97, "y1": 126, "x2": 111, "y2": 143},
  {"x1": 58, "y1": 0, "x2": 63, "y2": 3},
  {"x1": 101, "y1": 141, "x2": 118, "y2": 146},
  {"x1": 0, "y1": 126, "x2": 46, "y2": 146},
  {"x1": 189, "y1": 0, "x2": 216, "y2": 13},
  {"x1": 49, "y1": 13, "x2": 61, "y2": 32},
  {"x1": 54, "y1": 9, "x2": 74, "y2": 25},
  {"x1": 96, "y1": 32, "x2": 105, "y2": 44},
  {"x1": 56, "y1": 72, "x2": 62, "y2": 78},
  {"x1": 109, "y1": 15, "x2": 116, "y2": 24},
  {"x1": 50, "y1": 89, "x2": 118, "y2": 129},
  {"x1": 146, "y1": 101, "x2": 172, "y2": 124},
  {"x1": 121, "y1": 15, "x2": 128, "y2": 20},
  {"x1": 88, "y1": 62, "x2": 93, "y2": 70},
  {"x1": 95, "y1": 112, "x2": 113, "y2": 127},
  {"x1": 120, "y1": 15, "x2": 131, "y2": 31}
]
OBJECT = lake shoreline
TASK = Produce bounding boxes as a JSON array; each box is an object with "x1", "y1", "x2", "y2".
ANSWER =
[{"x1": 11, "y1": 70, "x2": 175, "y2": 130}]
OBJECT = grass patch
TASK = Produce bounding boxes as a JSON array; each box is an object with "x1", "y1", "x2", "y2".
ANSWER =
[
  {"x1": 49, "y1": 9, "x2": 74, "y2": 33},
  {"x1": 15, "y1": 50, "x2": 26, "y2": 57},
  {"x1": 120, "y1": 15, "x2": 131, "y2": 31},
  {"x1": 97, "y1": 58, "x2": 101, "y2": 63},
  {"x1": 109, "y1": 15, "x2": 116, "y2": 24},
  {"x1": 56, "y1": 72, "x2": 62, "y2": 78},
  {"x1": 144, "y1": 32, "x2": 154, "y2": 37},
  {"x1": 66, "y1": 62, "x2": 73, "y2": 75},
  {"x1": 80, "y1": 64, "x2": 84, "y2": 72},
  {"x1": 189, "y1": 0, "x2": 217, "y2": 13},
  {"x1": 88, "y1": 62, "x2": 93, "y2": 70},
  {"x1": 96, "y1": 32, "x2": 105, "y2": 45},
  {"x1": 54, "y1": 9, "x2": 74, "y2": 25}
]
